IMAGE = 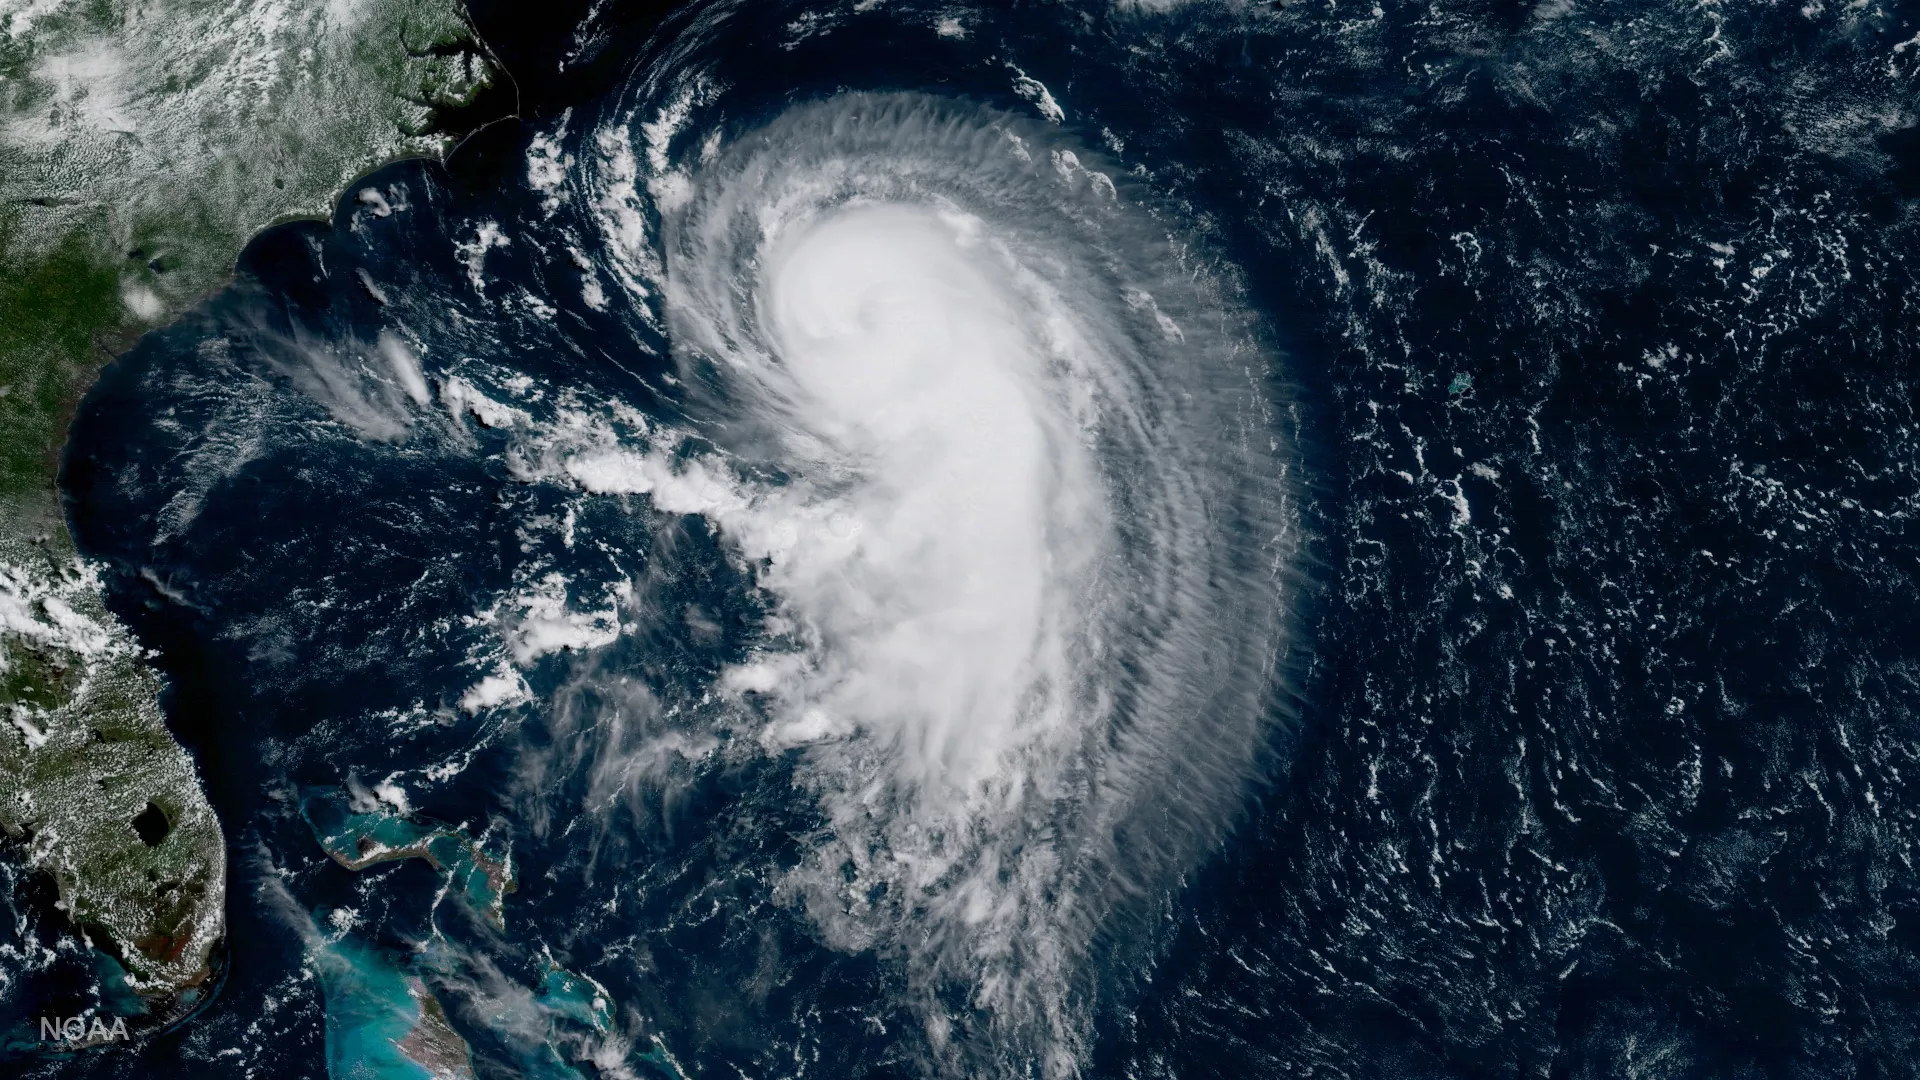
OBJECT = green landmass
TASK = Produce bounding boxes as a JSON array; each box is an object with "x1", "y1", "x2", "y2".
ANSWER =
[
  {"x1": 0, "y1": 529, "x2": 224, "y2": 997},
  {"x1": 0, "y1": 222, "x2": 118, "y2": 512},
  {"x1": 0, "y1": 0, "x2": 497, "y2": 1007}
]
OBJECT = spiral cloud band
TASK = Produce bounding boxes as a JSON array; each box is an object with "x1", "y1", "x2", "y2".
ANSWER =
[{"x1": 559, "y1": 92, "x2": 1298, "y2": 1072}]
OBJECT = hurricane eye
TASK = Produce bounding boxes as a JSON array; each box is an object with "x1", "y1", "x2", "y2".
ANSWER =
[{"x1": 621, "y1": 92, "x2": 1290, "y2": 1068}]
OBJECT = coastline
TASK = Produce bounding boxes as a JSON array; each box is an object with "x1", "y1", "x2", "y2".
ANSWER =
[{"x1": 0, "y1": 0, "x2": 506, "y2": 1045}]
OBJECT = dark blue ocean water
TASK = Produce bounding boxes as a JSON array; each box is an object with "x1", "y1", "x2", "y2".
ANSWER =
[{"x1": 18, "y1": 0, "x2": 1920, "y2": 1077}]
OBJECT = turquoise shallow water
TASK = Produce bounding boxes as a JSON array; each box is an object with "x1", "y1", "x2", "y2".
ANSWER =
[
  {"x1": 300, "y1": 792, "x2": 645, "y2": 1080},
  {"x1": 301, "y1": 790, "x2": 514, "y2": 929},
  {"x1": 313, "y1": 938, "x2": 435, "y2": 1080},
  {"x1": 28, "y1": 0, "x2": 1920, "y2": 1075}
]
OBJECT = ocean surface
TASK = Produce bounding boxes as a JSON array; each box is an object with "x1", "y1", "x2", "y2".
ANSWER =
[{"x1": 18, "y1": 0, "x2": 1920, "y2": 1076}]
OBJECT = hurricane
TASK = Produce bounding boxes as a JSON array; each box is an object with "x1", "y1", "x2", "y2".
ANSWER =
[
  {"x1": 57, "y1": 6, "x2": 1298, "y2": 1073},
  {"x1": 559, "y1": 90, "x2": 1293, "y2": 1070},
  {"x1": 46, "y1": 0, "x2": 1913, "y2": 1074}
]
